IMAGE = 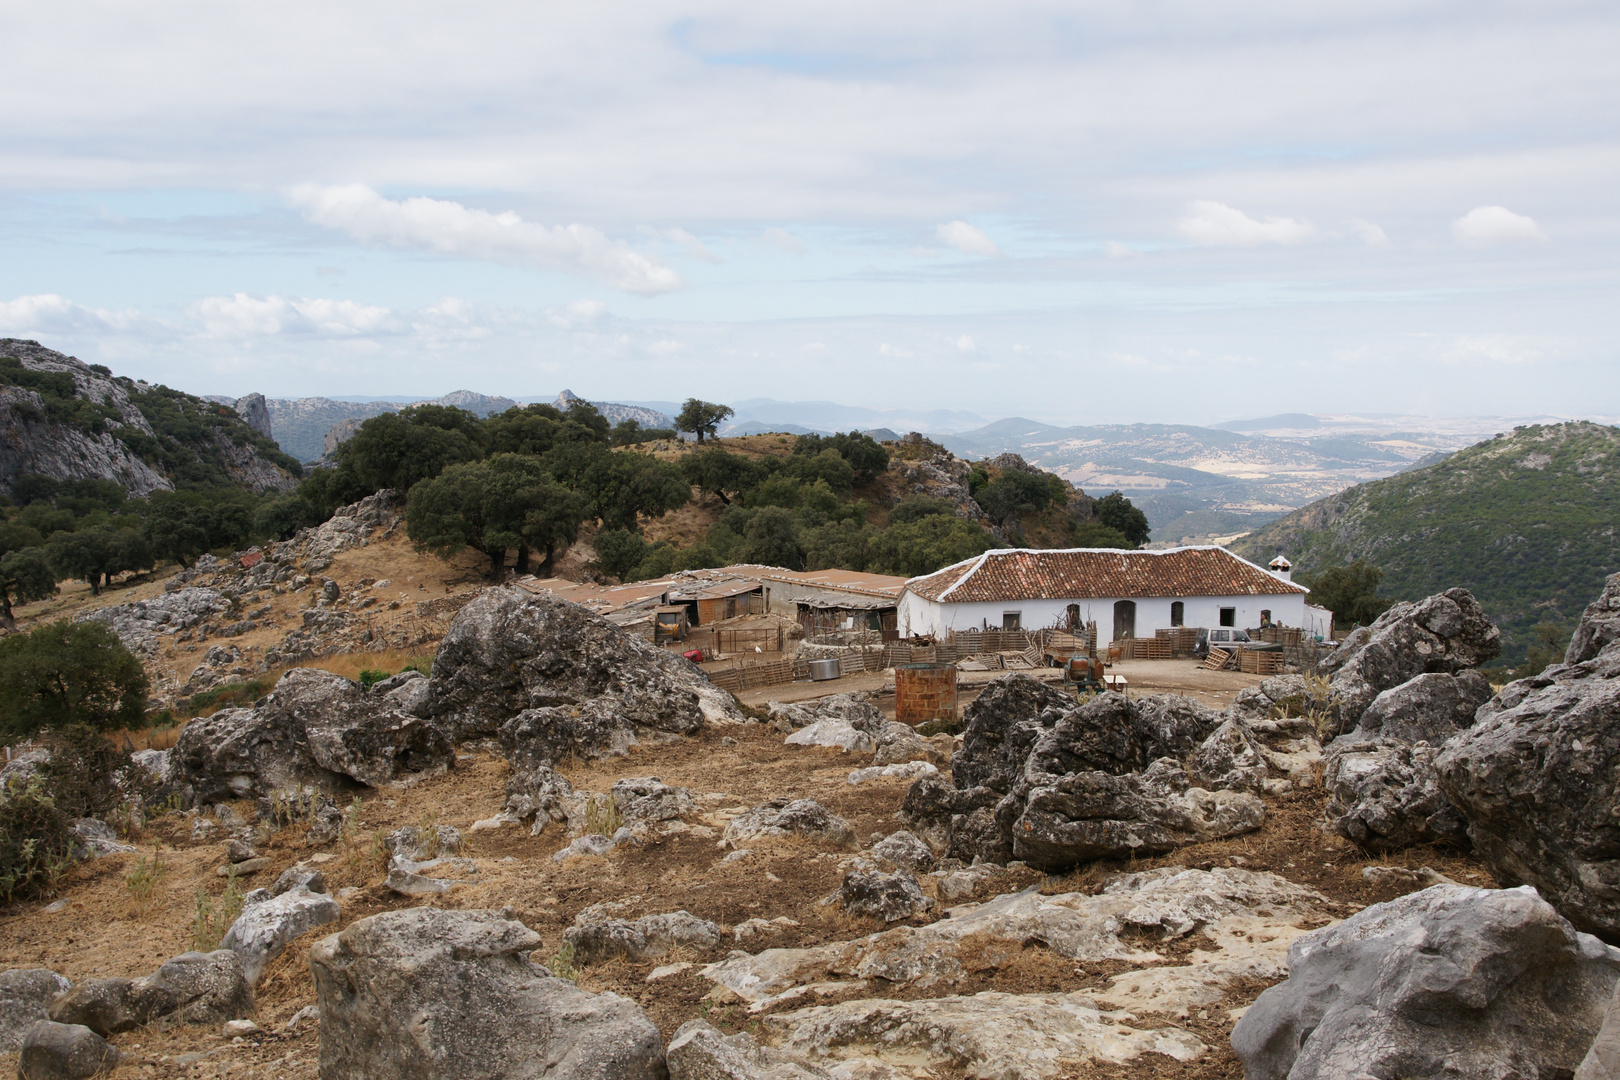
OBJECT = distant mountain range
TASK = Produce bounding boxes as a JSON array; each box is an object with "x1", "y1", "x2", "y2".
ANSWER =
[{"x1": 1232, "y1": 421, "x2": 1620, "y2": 661}]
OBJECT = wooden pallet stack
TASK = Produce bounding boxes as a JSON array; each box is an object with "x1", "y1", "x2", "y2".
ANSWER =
[{"x1": 1239, "y1": 650, "x2": 1286, "y2": 675}]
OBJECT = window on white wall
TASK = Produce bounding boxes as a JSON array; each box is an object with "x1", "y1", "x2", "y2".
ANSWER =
[
  {"x1": 1002, "y1": 612, "x2": 1022, "y2": 631},
  {"x1": 1219, "y1": 607, "x2": 1236, "y2": 627},
  {"x1": 1170, "y1": 601, "x2": 1184, "y2": 627}
]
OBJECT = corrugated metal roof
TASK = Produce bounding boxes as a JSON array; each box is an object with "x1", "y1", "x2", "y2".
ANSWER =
[
  {"x1": 904, "y1": 547, "x2": 1309, "y2": 603},
  {"x1": 514, "y1": 577, "x2": 673, "y2": 614}
]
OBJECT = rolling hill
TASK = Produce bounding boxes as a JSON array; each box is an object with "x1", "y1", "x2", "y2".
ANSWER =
[{"x1": 1231, "y1": 421, "x2": 1620, "y2": 661}]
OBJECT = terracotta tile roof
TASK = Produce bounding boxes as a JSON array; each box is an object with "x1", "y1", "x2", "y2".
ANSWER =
[{"x1": 904, "y1": 547, "x2": 1308, "y2": 603}]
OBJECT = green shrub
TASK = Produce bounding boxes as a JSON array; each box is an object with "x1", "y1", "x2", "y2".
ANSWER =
[
  {"x1": 191, "y1": 869, "x2": 246, "y2": 951},
  {"x1": 181, "y1": 678, "x2": 271, "y2": 717},
  {"x1": 0, "y1": 622, "x2": 148, "y2": 738},
  {"x1": 358, "y1": 669, "x2": 390, "y2": 691},
  {"x1": 0, "y1": 776, "x2": 75, "y2": 903}
]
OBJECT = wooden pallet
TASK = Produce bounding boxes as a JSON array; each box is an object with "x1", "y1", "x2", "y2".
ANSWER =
[
  {"x1": 1202, "y1": 647, "x2": 1235, "y2": 671},
  {"x1": 1239, "y1": 650, "x2": 1286, "y2": 675}
]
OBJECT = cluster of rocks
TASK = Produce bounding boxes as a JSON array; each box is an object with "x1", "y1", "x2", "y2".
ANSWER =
[
  {"x1": 1317, "y1": 588, "x2": 1503, "y2": 849},
  {"x1": 774, "y1": 692, "x2": 951, "y2": 766},
  {"x1": 165, "y1": 586, "x2": 738, "y2": 811},
  {"x1": 898, "y1": 673, "x2": 1313, "y2": 870}
]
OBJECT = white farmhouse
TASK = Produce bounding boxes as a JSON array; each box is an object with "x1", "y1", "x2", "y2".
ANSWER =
[{"x1": 898, "y1": 546, "x2": 1314, "y2": 642}]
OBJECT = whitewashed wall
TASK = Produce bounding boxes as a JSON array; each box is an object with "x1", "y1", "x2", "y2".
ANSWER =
[{"x1": 898, "y1": 591, "x2": 1309, "y2": 641}]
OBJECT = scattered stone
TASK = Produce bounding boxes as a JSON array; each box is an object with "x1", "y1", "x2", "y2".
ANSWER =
[
  {"x1": 0, "y1": 969, "x2": 72, "y2": 1051},
  {"x1": 50, "y1": 950, "x2": 254, "y2": 1036},
  {"x1": 0, "y1": 748, "x2": 49, "y2": 786},
  {"x1": 502, "y1": 764, "x2": 575, "y2": 836},
  {"x1": 732, "y1": 918, "x2": 800, "y2": 946},
  {"x1": 834, "y1": 869, "x2": 932, "y2": 922},
  {"x1": 384, "y1": 824, "x2": 463, "y2": 862},
  {"x1": 648, "y1": 963, "x2": 695, "y2": 982},
  {"x1": 667, "y1": 1019, "x2": 827, "y2": 1080},
  {"x1": 552, "y1": 834, "x2": 619, "y2": 862},
  {"x1": 870, "y1": 830, "x2": 935, "y2": 873},
  {"x1": 270, "y1": 866, "x2": 326, "y2": 896},
  {"x1": 76, "y1": 587, "x2": 231, "y2": 657},
  {"x1": 1361, "y1": 865, "x2": 1457, "y2": 890},
  {"x1": 1437, "y1": 573, "x2": 1620, "y2": 938},
  {"x1": 68, "y1": 818, "x2": 137, "y2": 858},
  {"x1": 848, "y1": 761, "x2": 937, "y2": 785},
  {"x1": 310, "y1": 908, "x2": 666, "y2": 1079},
  {"x1": 612, "y1": 776, "x2": 698, "y2": 823},
  {"x1": 1233, "y1": 883, "x2": 1620, "y2": 1080},
  {"x1": 764, "y1": 990, "x2": 1203, "y2": 1079},
  {"x1": 723, "y1": 799, "x2": 855, "y2": 849},
  {"x1": 16, "y1": 1020, "x2": 120, "y2": 1080},
  {"x1": 565, "y1": 910, "x2": 723, "y2": 965},
  {"x1": 226, "y1": 836, "x2": 257, "y2": 863},
  {"x1": 221, "y1": 884, "x2": 342, "y2": 984},
  {"x1": 222, "y1": 1018, "x2": 260, "y2": 1038},
  {"x1": 218, "y1": 857, "x2": 269, "y2": 876},
  {"x1": 282, "y1": 1005, "x2": 319, "y2": 1033},
  {"x1": 784, "y1": 719, "x2": 871, "y2": 753}
]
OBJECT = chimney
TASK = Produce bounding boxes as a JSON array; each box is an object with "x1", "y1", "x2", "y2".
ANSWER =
[{"x1": 1268, "y1": 554, "x2": 1292, "y2": 583}]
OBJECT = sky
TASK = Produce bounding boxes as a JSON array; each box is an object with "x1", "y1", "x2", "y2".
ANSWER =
[{"x1": 1, "y1": 1, "x2": 1617, "y2": 426}]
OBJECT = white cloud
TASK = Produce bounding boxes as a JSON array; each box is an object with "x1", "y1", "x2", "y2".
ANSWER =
[
  {"x1": 936, "y1": 220, "x2": 1002, "y2": 257},
  {"x1": 286, "y1": 184, "x2": 680, "y2": 294},
  {"x1": 547, "y1": 298, "x2": 607, "y2": 329},
  {"x1": 1350, "y1": 219, "x2": 1390, "y2": 247},
  {"x1": 957, "y1": 335, "x2": 976, "y2": 351},
  {"x1": 878, "y1": 343, "x2": 913, "y2": 358},
  {"x1": 801, "y1": 342, "x2": 826, "y2": 352},
  {"x1": 1452, "y1": 206, "x2": 1548, "y2": 247},
  {"x1": 663, "y1": 227, "x2": 721, "y2": 263},
  {"x1": 1177, "y1": 201, "x2": 1316, "y2": 246},
  {"x1": 759, "y1": 227, "x2": 805, "y2": 254},
  {"x1": 0, "y1": 293, "x2": 144, "y2": 334},
  {"x1": 1104, "y1": 241, "x2": 1139, "y2": 259},
  {"x1": 190, "y1": 293, "x2": 402, "y2": 338},
  {"x1": 1438, "y1": 334, "x2": 1549, "y2": 366}
]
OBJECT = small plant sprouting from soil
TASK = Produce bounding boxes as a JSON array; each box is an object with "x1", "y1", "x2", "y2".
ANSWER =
[
  {"x1": 548, "y1": 941, "x2": 579, "y2": 981},
  {"x1": 192, "y1": 867, "x2": 246, "y2": 951},
  {"x1": 124, "y1": 849, "x2": 169, "y2": 910},
  {"x1": 582, "y1": 795, "x2": 623, "y2": 837}
]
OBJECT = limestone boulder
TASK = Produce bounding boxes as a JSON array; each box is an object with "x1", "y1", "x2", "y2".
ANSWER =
[
  {"x1": 666, "y1": 1019, "x2": 826, "y2": 1080},
  {"x1": 168, "y1": 667, "x2": 453, "y2": 803},
  {"x1": 565, "y1": 910, "x2": 723, "y2": 965},
  {"x1": 870, "y1": 830, "x2": 935, "y2": 873},
  {"x1": 50, "y1": 950, "x2": 253, "y2": 1036},
  {"x1": 428, "y1": 588, "x2": 740, "y2": 742},
  {"x1": 502, "y1": 764, "x2": 576, "y2": 836},
  {"x1": 16, "y1": 1021, "x2": 120, "y2": 1080},
  {"x1": 950, "y1": 674, "x2": 1074, "y2": 791},
  {"x1": 1436, "y1": 573, "x2": 1620, "y2": 938},
  {"x1": 612, "y1": 776, "x2": 697, "y2": 823},
  {"x1": 723, "y1": 799, "x2": 855, "y2": 849},
  {"x1": 1317, "y1": 588, "x2": 1500, "y2": 728},
  {"x1": 77, "y1": 587, "x2": 230, "y2": 657},
  {"x1": 310, "y1": 908, "x2": 666, "y2": 1080},
  {"x1": 1232, "y1": 883, "x2": 1620, "y2": 1080},
  {"x1": 1323, "y1": 737, "x2": 1468, "y2": 850},
  {"x1": 834, "y1": 869, "x2": 932, "y2": 922},
  {"x1": 221, "y1": 884, "x2": 341, "y2": 984},
  {"x1": 0, "y1": 969, "x2": 71, "y2": 1051},
  {"x1": 1356, "y1": 669, "x2": 1493, "y2": 743}
]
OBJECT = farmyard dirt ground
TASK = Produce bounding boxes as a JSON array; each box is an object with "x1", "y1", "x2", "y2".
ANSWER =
[{"x1": 0, "y1": 698, "x2": 1493, "y2": 1080}]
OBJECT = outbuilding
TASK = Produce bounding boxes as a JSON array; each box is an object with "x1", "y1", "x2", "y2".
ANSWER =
[{"x1": 897, "y1": 546, "x2": 1312, "y2": 642}]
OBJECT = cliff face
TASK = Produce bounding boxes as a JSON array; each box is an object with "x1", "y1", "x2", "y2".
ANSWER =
[{"x1": 0, "y1": 339, "x2": 300, "y2": 498}]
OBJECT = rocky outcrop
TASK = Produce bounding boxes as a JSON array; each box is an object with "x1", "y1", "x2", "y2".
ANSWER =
[
  {"x1": 0, "y1": 340, "x2": 296, "y2": 497},
  {"x1": 1323, "y1": 738, "x2": 1468, "y2": 850},
  {"x1": 833, "y1": 868, "x2": 932, "y2": 922},
  {"x1": 903, "y1": 676, "x2": 1260, "y2": 870},
  {"x1": 168, "y1": 667, "x2": 453, "y2": 803},
  {"x1": 270, "y1": 489, "x2": 403, "y2": 572},
  {"x1": 429, "y1": 588, "x2": 741, "y2": 756},
  {"x1": 1436, "y1": 573, "x2": 1620, "y2": 939},
  {"x1": 76, "y1": 587, "x2": 231, "y2": 657},
  {"x1": 1231, "y1": 883, "x2": 1620, "y2": 1080},
  {"x1": 0, "y1": 969, "x2": 72, "y2": 1051},
  {"x1": 310, "y1": 908, "x2": 666, "y2": 1080},
  {"x1": 1316, "y1": 589, "x2": 1500, "y2": 853},
  {"x1": 49, "y1": 951, "x2": 253, "y2": 1036},
  {"x1": 231, "y1": 393, "x2": 273, "y2": 440},
  {"x1": 1317, "y1": 588, "x2": 1500, "y2": 729}
]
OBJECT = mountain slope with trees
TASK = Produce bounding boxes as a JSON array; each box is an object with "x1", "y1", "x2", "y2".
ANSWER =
[{"x1": 1233, "y1": 421, "x2": 1620, "y2": 660}]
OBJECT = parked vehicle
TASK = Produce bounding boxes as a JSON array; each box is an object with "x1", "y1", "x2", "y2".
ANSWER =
[{"x1": 1194, "y1": 627, "x2": 1284, "y2": 658}]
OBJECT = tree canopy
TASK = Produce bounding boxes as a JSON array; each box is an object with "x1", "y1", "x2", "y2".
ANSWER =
[
  {"x1": 1093, "y1": 492, "x2": 1151, "y2": 547},
  {"x1": 675, "y1": 399, "x2": 734, "y2": 443},
  {"x1": 0, "y1": 620, "x2": 149, "y2": 737},
  {"x1": 1296, "y1": 560, "x2": 1394, "y2": 631}
]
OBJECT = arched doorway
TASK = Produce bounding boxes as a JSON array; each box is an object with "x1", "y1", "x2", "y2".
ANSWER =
[
  {"x1": 1113, "y1": 600, "x2": 1137, "y2": 640},
  {"x1": 1066, "y1": 603, "x2": 1080, "y2": 630},
  {"x1": 1170, "y1": 601, "x2": 1185, "y2": 627}
]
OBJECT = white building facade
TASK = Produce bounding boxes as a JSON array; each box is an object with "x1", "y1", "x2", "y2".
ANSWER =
[{"x1": 898, "y1": 547, "x2": 1314, "y2": 642}]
